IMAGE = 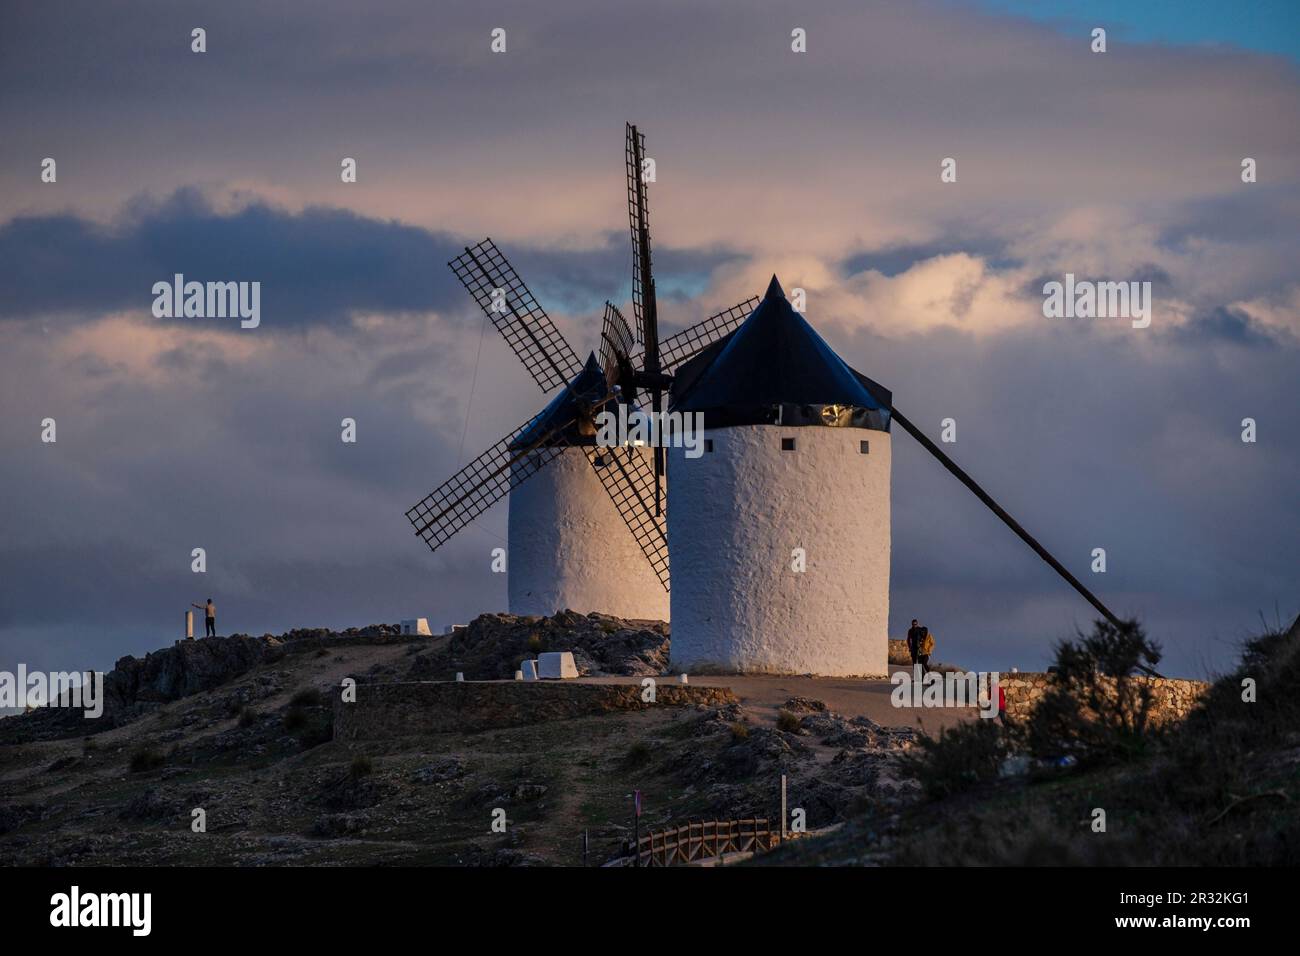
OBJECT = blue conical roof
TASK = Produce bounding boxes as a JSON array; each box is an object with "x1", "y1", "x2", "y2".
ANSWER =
[
  {"x1": 671, "y1": 276, "x2": 891, "y2": 430},
  {"x1": 512, "y1": 352, "x2": 609, "y2": 448}
]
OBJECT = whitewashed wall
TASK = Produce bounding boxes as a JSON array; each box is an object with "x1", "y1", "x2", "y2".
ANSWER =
[
  {"x1": 509, "y1": 446, "x2": 669, "y2": 621},
  {"x1": 667, "y1": 424, "x2": 890, "y2": 676}
]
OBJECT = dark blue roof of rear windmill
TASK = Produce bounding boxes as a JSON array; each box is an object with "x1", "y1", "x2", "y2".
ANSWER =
[
  {"x1": 512, "y1": 352, "x2": 614, "y2": 448},
  {"x1": 671, "y1": 276, "x2": 892, "y2": 431}
]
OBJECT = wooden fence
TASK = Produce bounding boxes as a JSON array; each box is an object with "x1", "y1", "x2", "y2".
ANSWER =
[{"x1": 625, "y1": 818, "x2": 782, "y2": 867}]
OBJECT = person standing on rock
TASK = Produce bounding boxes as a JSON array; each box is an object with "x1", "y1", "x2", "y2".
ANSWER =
[
  {"x1": 192, "y1": 598, "x2": 216, "y2": 638},
  {"x1": 917, "y1": 626, "x2": 935, "y2": 675},
  {"x1": 906, "y1": 619, "x2": 923, "y2": 667}
]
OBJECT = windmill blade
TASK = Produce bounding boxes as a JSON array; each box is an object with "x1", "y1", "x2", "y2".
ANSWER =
[
  {"x1": 653, "y1": 445, "x2": 665, "y2": 518},
  {"x1": 889, "y1": 406, "x2": 1159, "y2": 676},
  {"x1": 598, "y1": 301, "x2": 636, "y2": 391},
  {"x1": 449, "y1": 238, "x2": 584, "y2": 393},
  {"x1": 659, "y1": 296, "x2": 760, "y2": 372},
  {"x1": 406, "y1": 412, "x2": 575, "y2": 554},
  {"x1": 626, "y1": 124, "x2": 658, "y2": 358},
  {"x1": 627, "y1": 123, "x2": 668, "y2": 515},
  {"x1": 584, "y1": 444, "x2": 670, "y2": 592}
]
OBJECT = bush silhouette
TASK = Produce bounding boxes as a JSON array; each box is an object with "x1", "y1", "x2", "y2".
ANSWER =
[{"x1": 1025, "y1": 617, "x2": 1163, "y2": 764}]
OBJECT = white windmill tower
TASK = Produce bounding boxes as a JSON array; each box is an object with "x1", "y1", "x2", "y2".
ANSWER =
[
  {"x1": 666, "y1": 276, "x2": 895, "y2": 676},
  {"x1": 405, "y1": 125, "x2": 757, "y2": 622},
  {"x1": 503, "y1": 352, "x2": 666, "y2": 621}
]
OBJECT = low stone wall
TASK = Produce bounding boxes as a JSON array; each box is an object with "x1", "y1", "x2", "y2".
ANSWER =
[
  {"x1": 334, "y1": 680, "x2": 738, "y2": 740},
  {"x1": 999, "y1": 672, "x2": 1209, "y2": 726}
]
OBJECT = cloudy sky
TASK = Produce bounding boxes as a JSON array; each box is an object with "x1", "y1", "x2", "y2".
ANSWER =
[{"x1": 1, "y1": 0, "x2": 1296, "y2": 681}]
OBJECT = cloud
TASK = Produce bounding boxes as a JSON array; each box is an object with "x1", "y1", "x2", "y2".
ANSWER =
[
  {"x1": 0, "y1": 189, "x2": 751, "y2": 345},
  {"x1": 844, "y1": 237, "x2": 1019, "y2": 278},
  {"x1": 1, "y1": 0, "x2": 1298, "y2": 683},
  {"x1": 852, "y1": 319, "x2": 1300, "y2": 676},
  {"x1": 0, "y1": 189, "x2": 467, "y2": 326},
  {"x1": 4, "y1": 0, "x2": 1298, "y2": 249}
]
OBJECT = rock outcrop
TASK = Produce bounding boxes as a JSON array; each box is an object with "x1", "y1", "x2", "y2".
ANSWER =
[
  {"x1": 0, "y1": 624, "x2": 413, "y2": 743},
  {"x1": 407, "y1": 610, "x2": 669, "y2": 681}
]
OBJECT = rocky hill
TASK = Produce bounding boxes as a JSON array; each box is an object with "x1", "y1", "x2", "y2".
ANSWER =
[
  {"x1": 0, "y1": 611, "x2": 919, "y2": 866},
  {"x1": 9, "y1": 608, "x2": 1272, "y2": 867}
]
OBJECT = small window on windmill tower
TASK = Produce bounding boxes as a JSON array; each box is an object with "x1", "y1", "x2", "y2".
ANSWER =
[
  {"x1": 859, "y1": 440, "x2": 870, "y2": 454},
  {"x1": 781, "y1": 437, "x2": 796, "y2": 451},
  {"x1": 704, "y1": 439, "x2": 714, "y2": 454}
]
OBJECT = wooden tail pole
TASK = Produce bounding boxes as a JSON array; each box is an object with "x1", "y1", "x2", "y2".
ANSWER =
[{"x1": 890, "y1": 406, "x2": 1158, "y2": 676}]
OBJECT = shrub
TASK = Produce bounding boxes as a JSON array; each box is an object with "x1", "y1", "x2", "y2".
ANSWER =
[
  {"x1": 238, "y1": 706, "x2": 258, "y2": 728},
  {"x1": 623, "y1": 741, "x2": 651, "y2": 768},
  {"x1": 775, "y1": 709, "x2": 802, "y2": 734},
  {"x1": 1025, "y1": 617, "x2": 1163, "y2": 764},
  {"x1": 1148, "y1": 618, "x2": 1300, "y2": 816},
  {"x1": 289, "y1": 688, "x2": 322, "y2": 708},
  {"x1": 900, "y1": 719, "x2": 1007, "y2": 799},
  {"x1": 297, "y1": 713, "x2": 334, "y2": 750},
  {"x1": 129, "y1": 747, "x2": 164, "y2": 773},
  {"x1": 526, "y1": 632, "x2": 544, "y2": 653},
  {"x1": 729, "y1": 722, "x2": 750, "y2": 742},
  {"x1": 349, "y1": 755, "x2": 373, "y2": 780},
  {"x1": 284, "y1": 707, "x2": 307, "y2": 731}
]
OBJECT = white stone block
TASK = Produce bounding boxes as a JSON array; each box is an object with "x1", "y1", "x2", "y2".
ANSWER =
[
  {"x1": 401, "y1": 618, "x2": 432, "y2": 636},
  {"x1": 537, "y1": 651, "x2": 579, "y2": 679},
  {"x1": 679, "y1": 673, "x2": 689, "y2": 685},
  {"x1": 514, "y1": 670, "x2": 523, "y2": 681},
  {"x1": 455, "y1": 672, "x2": 464, "y2": 682},
  {"x1": 521, "y1": 659, "x2": 539, "y2": 681}
]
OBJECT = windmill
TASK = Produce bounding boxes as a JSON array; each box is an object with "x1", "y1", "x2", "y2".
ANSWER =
[
  {"x1": 405, "y1": 124, "x2": 758, "y2": 620},
  {"x1": 409, "y1": 123, "x2": 1131, "y2": 674},
  {"x1": 665, "y1": 276, "x2": 1134, "y2": 676}
]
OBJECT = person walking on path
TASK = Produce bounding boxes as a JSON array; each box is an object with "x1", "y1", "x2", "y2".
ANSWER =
[
  {"x1": 905, "y1": 619, "x2": 923, "y2": 667},
  {"x1": 192, "y1": 598, "x2": 216, "y2": 638},
  {"x1": 916, "y1": 626, "x2": 935, "y2": 675}
]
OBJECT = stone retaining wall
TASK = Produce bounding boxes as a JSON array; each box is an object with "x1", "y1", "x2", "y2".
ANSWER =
[
  {"x1": 334, "y1": 680, "x2": 738, "y2": 740},
  {"x1": 999, "y1": 672, "x2": 1208, "y2": 726}
]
